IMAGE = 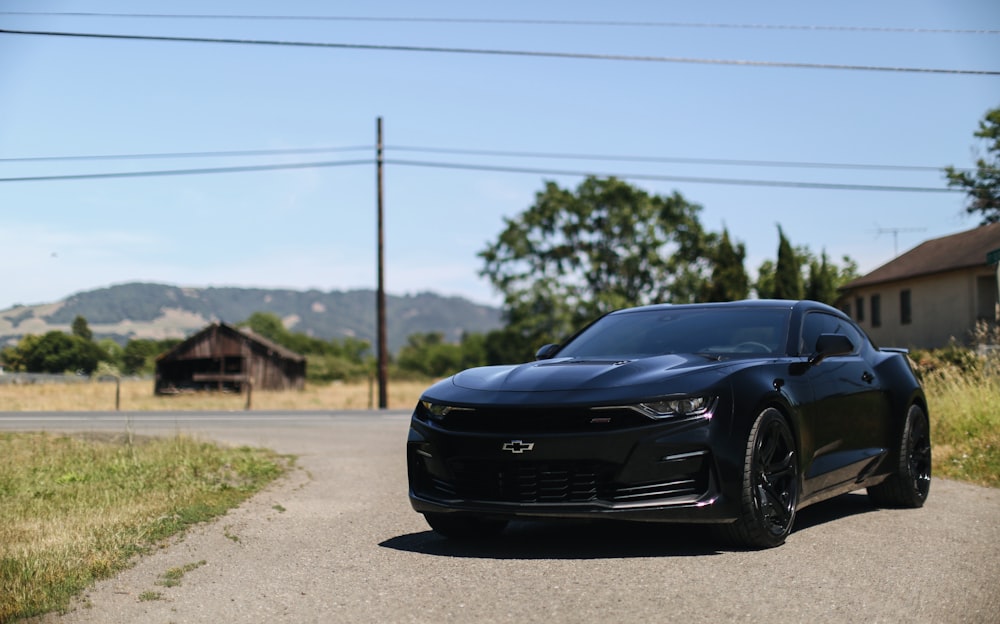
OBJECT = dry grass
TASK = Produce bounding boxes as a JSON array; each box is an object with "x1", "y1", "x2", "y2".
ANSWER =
[
  {"x1": 923, "y1": 364, "x2": 1000, "y2": 488},
  {"x1": 0, "y1": 432, "x2": 287, "y2": 621},
  {"x1": 0, "y1": 378, "x2": 431, "y2": 412}
]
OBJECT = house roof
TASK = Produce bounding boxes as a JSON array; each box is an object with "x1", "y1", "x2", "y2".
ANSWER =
[{"x1": 842, "y1": 222, "x2": 1000, "y2": 290}]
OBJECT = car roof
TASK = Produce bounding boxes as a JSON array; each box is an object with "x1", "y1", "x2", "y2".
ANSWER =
[{"x1": 609, "y1": 299, "x2": 824, "y2": 314}]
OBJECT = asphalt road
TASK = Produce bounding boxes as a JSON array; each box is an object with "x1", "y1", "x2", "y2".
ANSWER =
[{"x1": 4, "y1": 411, "x2": 999, "y2": 624}]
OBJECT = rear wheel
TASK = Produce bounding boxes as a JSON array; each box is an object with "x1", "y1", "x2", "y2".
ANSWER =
[
  {"x1": 867, "y1": 404, "x2": 931, "y2": 508},
  {"x1": 423, "y1": 513, "x2": 508, "y2": 539},
  {"x1": 715, "y1": 407, "x2": 799, "y2": 549}
]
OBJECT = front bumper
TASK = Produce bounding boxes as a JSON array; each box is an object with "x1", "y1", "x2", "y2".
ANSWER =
[{"x1": 407, "y1": 407, "x2": 741, "y2": 524}]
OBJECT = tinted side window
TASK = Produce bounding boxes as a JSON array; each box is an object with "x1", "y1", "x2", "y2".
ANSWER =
[{"x1": 800, "y1": 312, "x2": 863, "y2": 355}]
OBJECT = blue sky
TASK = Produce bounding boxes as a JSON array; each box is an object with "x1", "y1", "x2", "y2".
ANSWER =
[{"x1": 1, "y1": 0, "x2": 998, "y2": 311}]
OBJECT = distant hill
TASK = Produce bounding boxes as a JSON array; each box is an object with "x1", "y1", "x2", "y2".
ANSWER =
[{"x1": 0, "y1": 283, "x2": 503, "y2": 354}]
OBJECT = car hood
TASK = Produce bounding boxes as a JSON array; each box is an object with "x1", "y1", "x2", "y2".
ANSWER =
[{"x1": 451, "y1": 354, "x2": 732, "y2": 393}]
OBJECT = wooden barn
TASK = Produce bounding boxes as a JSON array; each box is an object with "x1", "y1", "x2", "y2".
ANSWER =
[{"x1": 155, "y1": 322, "x2": 306, "y2": 394}]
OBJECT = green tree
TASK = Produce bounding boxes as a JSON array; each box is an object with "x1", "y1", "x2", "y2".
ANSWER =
[
  {"x1": 121, "y1": 338, "x2": 180, "y2": 376},
  {"x1": 237, "y1": 311, "x2": 372, "y2": 382},
  {"x1": 479, "y1": 176, "x2": 715, "y2": 352},
  {"x1": 757, "y1": 243, "x2": 858, "y2": 303},
  {"x1": 0, "y1": 334, "x2": 40, "y2": 372},
  {"x1": 805, "y1": 251, "x2": 837, "y2": 305},
  {"x1": 457, "y1": 332, "x2": 488, "y2": 370},
  {"x1": 71, "y1": 315, "x2": 93, "y2": 341},
  {"x1": 396, "y1": 332, "x2": 464, "y2": 378},
  {"x1": 482, "y1": 327, "x2": 537, "y2": 364},
  {"x1": 240, "y1": 311, "x2": 290, "y2": 344},
  {"x1": 945, "y1": 105, "x2": 1000, "y2": 225},
  {"x1": 772, "y1": 226, "x2": 804, "y2": 300},
  {"x1": 22, "y1": 331, "x2": 107, "y2": 374},
  {"x1": 703, "y1": 228, "x2": 749, "y2": 302},
  {"x1": 754, "y1": 260, "x2": 776, "y2": 300},
  {"x1": 805, "y1": 251, "x2": 859, "y2": 305}
]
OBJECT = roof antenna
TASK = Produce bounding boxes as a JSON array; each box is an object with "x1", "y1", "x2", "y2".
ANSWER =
[{"x1": 871, "y1": 225, "x2": 927, "y2": 256}]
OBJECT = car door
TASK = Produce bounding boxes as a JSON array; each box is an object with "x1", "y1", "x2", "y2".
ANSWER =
[{"x1": 797, "y1": 312, "x2": 892, "y2": 498}]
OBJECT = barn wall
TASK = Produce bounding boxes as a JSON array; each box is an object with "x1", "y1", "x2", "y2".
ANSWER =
[{"x1": 155, "y1": 324, "x2": 305, "y2": 394}]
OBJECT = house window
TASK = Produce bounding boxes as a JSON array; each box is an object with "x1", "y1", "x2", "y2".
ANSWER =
[
  {"x1": 900, "y1": 290, "x2": 912, "y2": 325},
  {"x1": 855, "y1": 297, "x2": 864, "y2": 322},
  {"x1": 871, "y1": 294, "x2": 882, "y2": 328},
  {"x1": 977, "y1": 276, "x2": 999, "y2": 321}
]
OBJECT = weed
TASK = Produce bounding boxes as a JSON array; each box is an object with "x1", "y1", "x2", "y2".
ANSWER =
[
  {"x1": 155, "y1": 560, "x2": 206, "y2": 588},
  {"x1": 223, "y1": 526, "x2": 240, "y2": 543}
]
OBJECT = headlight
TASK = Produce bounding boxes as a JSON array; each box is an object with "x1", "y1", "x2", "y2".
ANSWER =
[
  {"x1": 634, "y1": 396, "x2": 714, "y2": 419},
  {"x1": 419, "y1": 401, "x2": 474, "y2": 422}
]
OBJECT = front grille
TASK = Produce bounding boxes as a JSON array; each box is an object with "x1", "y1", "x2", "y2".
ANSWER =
[
  {"x1": 433, "y1": 459, "x2": 708, "y2": 505},
  {"x1": 435, "y1": 407, "x2": 651, "y2": 433},
  {"x1": 448, "y1": 460, "x2": 609, "y2": 503}
]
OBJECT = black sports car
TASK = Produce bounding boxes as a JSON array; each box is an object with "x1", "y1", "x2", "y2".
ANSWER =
[{"x1": 407, "y1": 300, "x2": 931, "y2": 548}]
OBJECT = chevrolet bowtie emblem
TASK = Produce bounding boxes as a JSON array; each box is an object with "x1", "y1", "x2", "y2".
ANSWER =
[{"x1": 501, "y1": 440, "x2": 535, "y2": 454}]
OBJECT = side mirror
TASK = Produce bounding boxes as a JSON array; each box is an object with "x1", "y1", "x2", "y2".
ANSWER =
[
  {"x1": 809, "y1": 333, "x2": 854, "y2": 365},
  {"x1": 535, "y1": 343, "x2": 560, "y2": 360}
]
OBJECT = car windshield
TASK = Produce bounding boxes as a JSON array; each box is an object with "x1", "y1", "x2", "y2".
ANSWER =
[{"x1": 556, "y1": 307, "x2": 791, "y2": 359}]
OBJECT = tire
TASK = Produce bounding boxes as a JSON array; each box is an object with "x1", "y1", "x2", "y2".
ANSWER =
[
  {"x1": 867, "y1": 404, "x2": 931, "y2": 508},
  {"x1": 715, "y1": 407, "x2": 799, "y2": 549},
  {"x1": 423, "y1": 513, "x2": 508, "y2": 539}
]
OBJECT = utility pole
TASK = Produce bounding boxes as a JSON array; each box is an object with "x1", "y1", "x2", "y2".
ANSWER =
[{"x1": 376, "y1": 117, "x2": 388, "y2": 409}]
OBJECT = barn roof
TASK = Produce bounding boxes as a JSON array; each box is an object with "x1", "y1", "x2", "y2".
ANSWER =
[
  {"x1": 158, "y1": 322, "x2": 306, "y2": 362},
  {"x1": 842, "y1": 222, "x2": 1000, "y2": 290}
]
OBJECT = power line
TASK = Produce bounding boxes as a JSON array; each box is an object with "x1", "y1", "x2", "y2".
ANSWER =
[
  {"x1": 2, "y1": 28, "x2": 996, "y2": 76},
  {"x1": 386, "y1": 158, "x2": 962, "y2": 192},
  {"x1": 0, "y1": 145, "x2": 370, "y2": 163},
  {"x1": 0, "y1": 159, "x2": 369, "y2": 182},
  {"x1": 0, "y1": 143, "x2": 970, "y2": 173},
  {"x1": 389, "y1": 145, "x2": 963, "y2": 173},
  {"x1": 0, "y1": 156, "x2": 963, "y2": 193},
  {"x1": 1, "y1": 12, "x2": 997, "y2": 35}
]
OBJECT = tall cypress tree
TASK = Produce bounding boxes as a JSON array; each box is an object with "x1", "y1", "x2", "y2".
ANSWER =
[
  {"x1": 772, "y1": 226, "x2": 803, "y2": 300},
  {"x1": 805, "y1": 250, "x2": 839, "y2": 305},
  {"x1": 703, "y1": 228, "x2": 749, "y2": 302}
]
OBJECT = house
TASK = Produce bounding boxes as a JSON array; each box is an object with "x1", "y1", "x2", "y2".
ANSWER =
[
  {"x1": 837, "y1": 222, "x2": 1000, "y2": 350},
  {"x1": 155, "y1": 322, "x2": 306, "y2": 394}
]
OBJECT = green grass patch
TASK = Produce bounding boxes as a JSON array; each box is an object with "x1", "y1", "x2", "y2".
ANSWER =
[
  {"x1": 155, "y1": 560, "x2": 206, "y2": 588},
  {"x1": 923, "y1": 364, "x2": 1000, "y2": 488},
  {"x1": 0, "y1": 432, "x2": 289, "y2": 622}
]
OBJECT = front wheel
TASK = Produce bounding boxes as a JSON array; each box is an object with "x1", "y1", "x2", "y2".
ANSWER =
[
  {"x1": 715, "y1": 407, "x2": 799, "y2": 549},
  {"x1": 423, "y1": 513, "x2": 508, "y2": 540},
  {"x1": 867, "y1": 404, "x2": 931, "y2": 508}
]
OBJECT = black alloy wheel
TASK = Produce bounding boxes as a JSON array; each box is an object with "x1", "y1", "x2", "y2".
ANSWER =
[
  {"x1": 716, "y1": 407, "x2": 799, "y2": 549},
  {"x1": 868, "y1": 404, "x2": 931, "y2": 508}
]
